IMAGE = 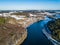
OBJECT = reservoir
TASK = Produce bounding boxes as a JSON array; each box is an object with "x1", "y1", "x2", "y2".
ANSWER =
[{"x1": 21, "y1": 16, "x2": 54, "y2": 45}]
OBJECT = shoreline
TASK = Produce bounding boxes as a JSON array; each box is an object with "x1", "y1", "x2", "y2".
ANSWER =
[
  {"x1": 16, "y1": 29, "x2": 27, "y2": 45},
  {"x1": 42, "y1": 28, "x2": 60, "y2": 45},
  {"x1": 0, "y1": 14, "x2": 45, "y2": 45},
  {"x1": 42, "y1": 18, "x2": 60, "y2": 45}
]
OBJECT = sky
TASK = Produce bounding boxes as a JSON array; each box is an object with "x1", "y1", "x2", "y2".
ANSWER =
[{"x1": 0, "y1": 0, "x2": 60, "y2": 10}]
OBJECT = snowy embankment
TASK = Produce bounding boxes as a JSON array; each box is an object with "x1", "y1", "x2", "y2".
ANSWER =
[{"x1": 42, "y1": 29, "x2": 60, "y2": 45}]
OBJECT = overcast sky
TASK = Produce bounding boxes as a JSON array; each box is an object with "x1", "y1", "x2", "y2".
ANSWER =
[{"x1": 0, "y1": 0, "x2": 60, "y2": 10}]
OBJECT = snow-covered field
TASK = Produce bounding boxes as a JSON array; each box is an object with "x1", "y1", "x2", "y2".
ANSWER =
[{"x1": 0, "y1": 13, "x2": 26, "y2": 20}]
